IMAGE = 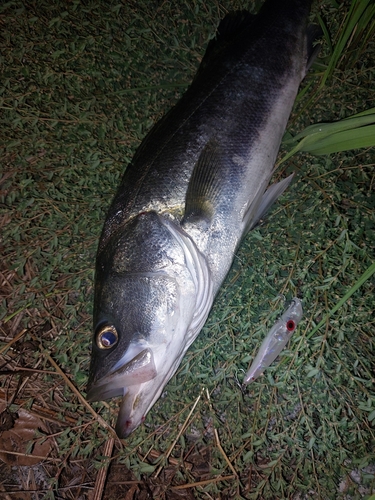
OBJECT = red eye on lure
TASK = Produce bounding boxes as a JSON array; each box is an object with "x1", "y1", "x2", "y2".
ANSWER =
[
  {"x1": 243, "y1": 298, "x2": 303, "y2": 385},
  {"x1": 286, "y1": 320, "x2": 296, "y2": 332}
]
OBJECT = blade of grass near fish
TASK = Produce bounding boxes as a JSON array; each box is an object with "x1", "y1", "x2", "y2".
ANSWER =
[
  {"x1": 320, "y1": 0, "x2": 374, "y2": 88},
  {"x1": 307, "y1": 261, "x2": 375, "y2": 341},
  {"x1": 279, "y1": 107, "x2": 375, "y2": 163}
]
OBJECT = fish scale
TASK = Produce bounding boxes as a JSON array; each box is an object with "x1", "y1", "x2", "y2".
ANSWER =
[{"x1": 87, "y1": 0, "x2": 317, "y2": 438}]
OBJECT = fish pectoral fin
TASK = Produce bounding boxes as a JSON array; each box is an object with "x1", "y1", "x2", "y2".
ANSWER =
[
  {"x1": 182, "y1": 139, "x2": 227, "y2": 226},
  {"x1": 245, "y1": 173, "x2": 294, "y2": 232}
]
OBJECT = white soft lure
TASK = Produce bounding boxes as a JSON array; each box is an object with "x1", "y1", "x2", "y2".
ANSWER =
[{"x1": 243, "y1": 298, "x2": 303, "y2": 385}]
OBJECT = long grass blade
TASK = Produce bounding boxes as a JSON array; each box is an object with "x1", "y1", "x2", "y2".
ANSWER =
[
  {"x1": 300, "y1": 124, "x2": 375, "y2": 155},
  {"x1": 306, "y1": 262, "x2": 375, "y2": 340},
  {"x1": 279, "y1": 108, "x2": 375, "y2": 162},
  {"x1": 320, "y1": 0, "x2": 373, "y2": 88},
  {"x1": 292, "y1": 108, "x2": 375, "y2": 141}
]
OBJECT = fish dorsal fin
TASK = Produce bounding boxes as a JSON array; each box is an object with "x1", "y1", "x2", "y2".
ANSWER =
[
  {"x1": 183, "y1": 139, "x2": 226, "y2": 225},
  {"x1": 216, "y1": 10, "x2": 256, "y2": 41},
  {"x1": 199, "y1": 11, "x2": 255, "y2": 70}
]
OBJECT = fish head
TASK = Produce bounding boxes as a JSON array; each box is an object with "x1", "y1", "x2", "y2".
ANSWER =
[{"x1": 86, "y1": 212, "x2": 212, "y2": 437}]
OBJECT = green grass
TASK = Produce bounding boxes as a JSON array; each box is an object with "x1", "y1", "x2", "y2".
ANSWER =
[{"x1": 0, "y1": 0, "x2": 374, "y2": 498}]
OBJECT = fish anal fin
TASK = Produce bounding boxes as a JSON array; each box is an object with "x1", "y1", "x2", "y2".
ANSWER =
[{"x1": 306, "y1": 24, "x2": 322, "y2": 72}]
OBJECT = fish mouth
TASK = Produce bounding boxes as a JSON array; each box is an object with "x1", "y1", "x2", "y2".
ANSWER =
[
  {"x1": 115, "y1": 385, "x2": 146, "y2": 438},
  {"x1": 86, "y1": 348, "x2": 157, "y2": 402},
  {"x1": 86, "y1": 346, "x2": 166, "y2": 438}
]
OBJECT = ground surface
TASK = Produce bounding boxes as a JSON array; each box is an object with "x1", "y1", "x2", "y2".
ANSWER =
[{"x1": 0, "y1": 0, "x2": 374, "y2": 498}]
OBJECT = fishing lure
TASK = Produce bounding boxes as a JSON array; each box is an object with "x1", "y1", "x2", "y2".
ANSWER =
[{"x1": 243, "y1": 297, "x2": 303, "y2": 385}]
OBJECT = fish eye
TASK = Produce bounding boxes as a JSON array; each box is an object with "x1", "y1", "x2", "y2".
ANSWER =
[
  {"x1": 96, "y1": 325, "x2": 118, "y2": 349},
  {"x1": 286, "y1": 320, "x2": 296, "y2": 332}
]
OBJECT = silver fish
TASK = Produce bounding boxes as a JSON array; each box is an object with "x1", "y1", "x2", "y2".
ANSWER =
[
  {"x1": 243, "y1": 298, "x2": 303, "y2": 384},
  {"x1": 87, "y1": 0, "x2": 318, "y2": 438}
]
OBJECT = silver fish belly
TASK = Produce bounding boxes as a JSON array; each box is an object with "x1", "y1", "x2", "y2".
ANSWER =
[{"x1": 87, "y1": 0, "x2": 317, "y2": 438}]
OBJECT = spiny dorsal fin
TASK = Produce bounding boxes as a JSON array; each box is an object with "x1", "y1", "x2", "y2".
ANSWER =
[
  {"x1": 216, "y1": 10, "x2": 256, "y2": 41},
  {"x1": 199, "y1": 11, "x2": 256, "y2": 71}
]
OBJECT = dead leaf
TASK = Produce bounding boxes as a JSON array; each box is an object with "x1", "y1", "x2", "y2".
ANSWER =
[{"x1": 0, "y1": 408, "x2": 53, "y2": 466}]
